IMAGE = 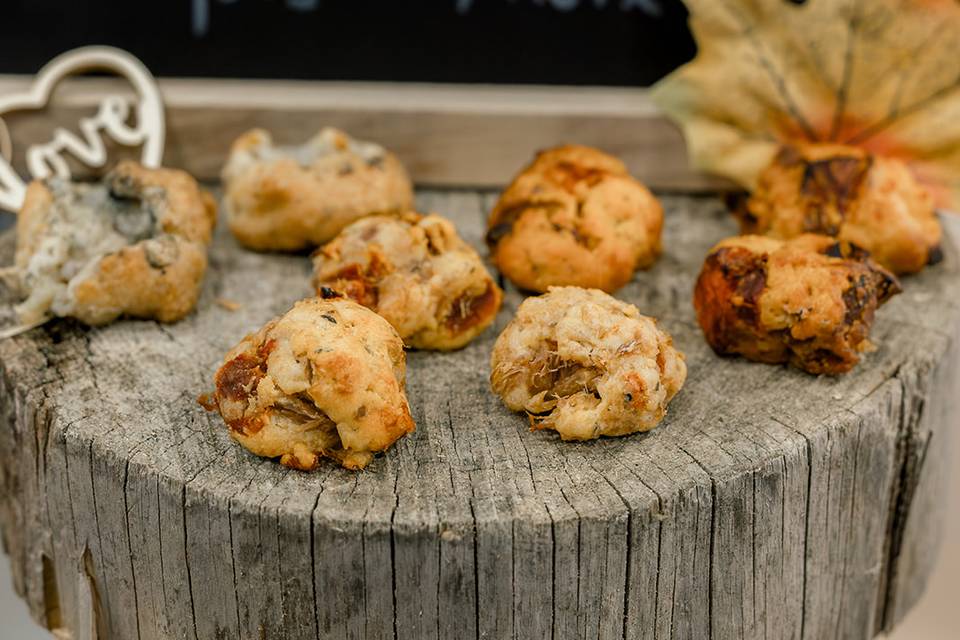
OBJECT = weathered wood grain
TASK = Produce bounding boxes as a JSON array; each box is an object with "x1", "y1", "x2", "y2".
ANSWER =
[{"x1": 1, "y1": 191, "x2": 958, "y2": 640}]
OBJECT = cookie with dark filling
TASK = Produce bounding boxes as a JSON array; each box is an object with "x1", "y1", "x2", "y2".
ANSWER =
[
  {"x1": 486, "y1": 145, "x2": 663, "y2": 293},
  {"x1": 490, "y1": 286, "x2": 686, "y2": 440},
  {"x1": 13, "y1": 161, "x2": 216, "y2": 326},
  {"x1": 222, "y1": 127, "x2": 413, "y2": 251},
  {"x1": 694, "y1": 234, "x2": 901, "y2": 375},
  {"x1": 200, "y1": 293, "x2": 415, "y2": 471},
  {"x1": 733, "y1": 143, "x2": 941, "y2": 274},
  {"x1": 312, "y1": 211, "x2": 502, "y2": 350}
]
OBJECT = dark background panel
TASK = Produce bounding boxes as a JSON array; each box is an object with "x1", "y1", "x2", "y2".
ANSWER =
[{"x1": 0, "y1": 0, "x2": 695, "y2": 86}]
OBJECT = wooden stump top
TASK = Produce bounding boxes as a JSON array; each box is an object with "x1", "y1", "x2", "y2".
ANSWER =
[{"x1": 1, "y1": 191, "x2": 958, "y2": 640}]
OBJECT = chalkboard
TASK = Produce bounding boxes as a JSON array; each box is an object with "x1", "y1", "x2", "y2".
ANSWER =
[{"x1": 0, "y1": 0, "x2": 695, "y2": 86}]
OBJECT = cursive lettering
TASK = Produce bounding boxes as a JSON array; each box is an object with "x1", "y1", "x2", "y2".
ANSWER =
[{"x1": 26, "y1": 96, "x2": 147, "y2": 181}]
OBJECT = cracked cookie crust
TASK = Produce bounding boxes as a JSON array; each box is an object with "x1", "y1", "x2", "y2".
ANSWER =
[
  {"x1": 733, "y1": 143, "x2": 942, "y2": 274},
  {"x1": 12, "y1": 160, "x2": 216, "y2": 326},
  {"x1": 200, "y1": 292, "x2": 415, "y2": 471},
  {"x1": 312, "y1": 211, "x2": 502, "y2": 350},
  {"x1": 222, "y1": 127, "x2": 413, "y2": 251},
  {"x1": 490, "y1": 286, "x2": 686, "y2": 440},
  {"x1": 694, "y1": 234, "x2": 901, "y2": 375},
  {"x1": 485, "y1": 144, "x2": 663, "y2": 293}
]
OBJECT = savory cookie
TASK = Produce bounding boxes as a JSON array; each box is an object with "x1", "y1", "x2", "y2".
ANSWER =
[
  {"x1": 490, "y1": 286, "x2": 686, "y2": 440},
  {"x1": 694, "y1": 234, "x2": 901, "y2": 375},
  {"x1": 486, "y1": 145, "x2": 663, "y2": 293},
  {"x1": 200, "y1": 291, "x2": 415, "y2": 471},
  {"x1": 312, "y1": 211, "x2": 502, "y2": 350},
  {"x1": 734, "y1": 143, "x2": 941, "y2": 274},
  {"x1": 221, "y1": 127, "x2": 413, "y2": 251},
  {"x1": 13, "y1": 160, "x2": 216, "y2": 326}
]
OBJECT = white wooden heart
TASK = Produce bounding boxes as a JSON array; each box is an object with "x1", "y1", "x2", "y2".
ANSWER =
[{"x1": 0, "y1": 45, "x2": 165, "y2": 213}]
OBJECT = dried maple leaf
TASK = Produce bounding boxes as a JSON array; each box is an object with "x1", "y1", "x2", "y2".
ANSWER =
[{"x1": 652, "y1": 0, "x2": 960, "y2": 209}]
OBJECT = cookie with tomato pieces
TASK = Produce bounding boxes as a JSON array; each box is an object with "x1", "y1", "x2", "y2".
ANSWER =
[
  {"x1": 200, "y1": 292, "x2": 414, "y2": 471},
  {"x1": 732, "y1": 143, "x2": 941, "y2": 275},
  {"x1": 312, "y1": 211, "x2": 502, "y2": 351},
  {"x1": 694, "y1": 234, "x2": 900, "y2": 375}
]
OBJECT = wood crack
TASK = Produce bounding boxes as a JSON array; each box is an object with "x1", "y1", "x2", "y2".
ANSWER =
[
  {"x1": 181, "y1": 487, "x2": 200, "y2": 640},
  {"x1": 120, "y1": 457, "x2": 143, "y2": 640},
  {"x1": 877, "y1": 374, "x2": 930, "y2": 631}
]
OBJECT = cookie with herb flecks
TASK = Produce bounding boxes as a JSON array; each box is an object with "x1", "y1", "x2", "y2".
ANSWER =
[
  {"x1": 222, "y1": 127, "x2": 413, "y2": 251},
  {"x1": 486, "y1": 145, "x2": 663, "y2": 293},
  {"x1": 490, "y1": 286, "x2": 686, "y2": 440}
]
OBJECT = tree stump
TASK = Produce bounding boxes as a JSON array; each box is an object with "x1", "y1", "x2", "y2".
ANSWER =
[{"x1": 1, "y1": 191, "x2": 958, "y2": 640}]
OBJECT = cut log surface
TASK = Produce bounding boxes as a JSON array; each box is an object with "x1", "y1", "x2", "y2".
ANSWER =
[{"x1": 1, "y1": 191, "x2": 958, "y2": 640}]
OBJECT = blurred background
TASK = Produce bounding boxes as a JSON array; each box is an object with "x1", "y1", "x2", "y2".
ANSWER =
[
  {"x1": 0, "y1": 0, "x2": 695, "y2": 85},
  {"x1": 0, "y1": 1, "x2": 956, "y2": 638}
]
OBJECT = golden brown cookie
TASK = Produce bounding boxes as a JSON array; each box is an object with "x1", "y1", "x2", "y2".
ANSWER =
[
  {"x1": 490, "y1": 287, "x2": 686, "y2": 440},
  {"x1": 312, "y1": 211, "x2": 502, "y2": 350},
  {"x1": 200, "y1": 291, "x2": 415, "y2": 471},
  {"x1": 734, "y1": 143, "x2": 941, "y2": 274},
  {"x1": 486, "y1": 145, "x2": 663, "y2": 293},
  {"x1": 694, "y1": 234, "x2": 901, "y2": 375},
  {"x1": 222, "y1": 127, "x2": 413, "y2": 251},
  {"x1": 13, "y1": 160, "x2": 216, "y2": 326}
]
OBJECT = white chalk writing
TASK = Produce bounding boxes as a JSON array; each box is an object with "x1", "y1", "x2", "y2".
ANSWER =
[{"x1": 191, "y1": 0, "x2": 663, "y2": 36}]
